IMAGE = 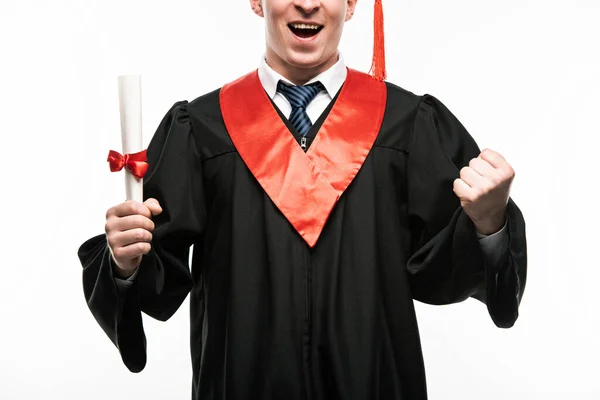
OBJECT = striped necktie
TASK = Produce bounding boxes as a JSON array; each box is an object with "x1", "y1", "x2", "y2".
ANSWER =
[{"x1": 276, "y1": 81, "x2": 325, "y2": 145}]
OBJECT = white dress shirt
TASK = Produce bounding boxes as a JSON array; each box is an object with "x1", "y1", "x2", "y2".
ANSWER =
[
  {"x1": 257, "y1": 53, "x2": 347, "y2": 124},
  {"x1": 117, "y1": 55, "x2": 508, "y2": 285}
]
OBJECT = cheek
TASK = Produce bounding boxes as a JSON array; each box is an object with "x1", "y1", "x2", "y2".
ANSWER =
[
  {"x1": 265, "y1": 17, "x2": 282, "y2": 44},
  {"x1": 326, "y1": 22, "x2": 344, "y2": 45},
  {"x1": 327, "y1": 11, "x2": 346, "y2": 37},
  {"x1": 266, "y1": 13, "x2": 287, "y2": 41}
]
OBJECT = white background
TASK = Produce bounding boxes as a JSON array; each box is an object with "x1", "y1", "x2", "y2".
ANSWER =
[{"x1": 0, "y1": 0, "x2": 598, "y2": 399}]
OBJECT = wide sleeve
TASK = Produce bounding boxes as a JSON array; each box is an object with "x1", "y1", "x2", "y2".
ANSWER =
[
  {"x1": 406, "y1": 95, "x2": 527, "y2": 328},
  {"x1": 77, "y1": 101, "x2": 206, "y2": 372}
]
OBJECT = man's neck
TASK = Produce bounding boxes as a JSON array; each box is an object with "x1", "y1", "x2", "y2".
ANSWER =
[{"x1": 265, "y1": 51, "x2": 339, "y2": 86}]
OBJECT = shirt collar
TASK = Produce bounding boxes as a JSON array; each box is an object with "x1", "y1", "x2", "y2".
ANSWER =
[{"x1": 258, "y1": 53, "x2": 347, "y2": 99}]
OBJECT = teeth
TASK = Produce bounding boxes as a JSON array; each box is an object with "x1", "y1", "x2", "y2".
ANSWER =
[{"x1": 291, "y1": 23, "x2": 321, "y2": 30}]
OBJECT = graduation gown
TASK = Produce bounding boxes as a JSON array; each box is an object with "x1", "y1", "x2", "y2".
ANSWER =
[{"x1": 78, "y1": 69, "x2": 527, "y2": 400}]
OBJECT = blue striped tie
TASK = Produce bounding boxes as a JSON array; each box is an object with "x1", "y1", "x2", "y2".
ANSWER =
[{"x1": 277, "y1": 81, "x2": 325, "y2": 137}]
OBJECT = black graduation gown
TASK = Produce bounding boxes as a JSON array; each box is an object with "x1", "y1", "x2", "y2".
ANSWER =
[{"x1": 78, "y1": 70, "x2": 527, "y2": 400}]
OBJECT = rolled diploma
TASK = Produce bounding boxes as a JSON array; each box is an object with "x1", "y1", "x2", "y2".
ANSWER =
[{"x1": 118, "y1": 75, "x2": 143, "y2": 202}]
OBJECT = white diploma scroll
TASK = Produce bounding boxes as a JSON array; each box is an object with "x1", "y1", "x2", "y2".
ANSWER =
[{"x1": 118, "y1": 75, "x2": 144, "y2": 202}]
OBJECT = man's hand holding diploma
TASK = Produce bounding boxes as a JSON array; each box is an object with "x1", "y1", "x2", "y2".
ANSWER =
[{"x1": 105, "y1": 198, "x2": 162, "y2": 278}]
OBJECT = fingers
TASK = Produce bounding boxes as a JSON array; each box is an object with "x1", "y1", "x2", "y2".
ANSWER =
[
  {"x1": 105, "y1": 198, "x2": 162, "y2": 220},
  {"x1": 105, "y1": 214, "x2": 155, "y2": 235},
  {"x1": 479, "y1": 148, "x2": 506, "y2": 168},
  {"x1": 111, "y1": 242, "x2": 152, "y2": 261},
  {"x1": 453, "y1": 178, "x2": 474, "y2": 200},
  {"x1": 107, "y1": 228, "x2": 153, "y2": 250},
  {"x1": 106, "y1": 226, "x2": 153, "y2": 267},
  {"x1": 479, "y1": 149, "x2": 515, "y2": 182},
  {"x1": 104, "y1": 198, "x2": 162, "y2": 271},
  {"x1": 469, "y1": 157, "x2": 498, "y2": 179},
  {"x1": 106, "y1": 200, "x2": 152, "y2": 219},
  {"x1": 105, "y1": 199, "x2": 160, "y2": 246},
  {"x1": 459, "y1": 165, "x2": 487, "y2": 188},
  {"x1": 144, "y1": 198, "x2": 163, "y2": 216}
]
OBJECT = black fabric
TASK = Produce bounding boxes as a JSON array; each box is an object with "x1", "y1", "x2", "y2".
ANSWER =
[{"x1": 78, "y1": 81, "x2": 527, "y2": 400}]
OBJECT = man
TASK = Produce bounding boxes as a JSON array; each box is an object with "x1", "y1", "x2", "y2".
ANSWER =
[{"x1": 78, "y1": 0, "x2": 527, "y2": 399}]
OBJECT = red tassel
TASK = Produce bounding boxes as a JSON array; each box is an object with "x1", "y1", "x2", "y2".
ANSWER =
[{"x1": 369, "y1": 0, "x2": 386, "y2": 81}]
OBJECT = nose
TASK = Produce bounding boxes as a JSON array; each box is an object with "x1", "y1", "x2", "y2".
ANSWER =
[{"x1": 294, "y1": 0, "x2": 320, "y2": 15}]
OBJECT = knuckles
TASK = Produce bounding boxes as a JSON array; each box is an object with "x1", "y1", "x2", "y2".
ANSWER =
[
  {"x1": 501, "y1": 165, "x2": 516, "y2": 182},
  {"x1": 140, "y1": 242, "x2": 151, "y2": 254},
  {"x1": 480, "y1": 148, "x2": 494, "y2": 158},
  {"x1": 467, "y1": 188, "x2": 483, "y2": 202},
  {"x1": 132, "y1": 229, "x2": 144, "y2": 242},
  {"x1": 132, "y1": 228, "x2": 152, "y2": 243},
  {"x1": 104, "y1": 215, "x2": 155, "y2": 240},
  {"x1": 112, "y1": 247, "x2": 125, "y2": 260},
  {"x1": 134, "y1": 242, "x2": 150, "y2": 256},
  {"x1": 459, "y1": 166, "x2": 470, "y2": 178},
  {"x1": 134, "y1": 215, "x2": 154, "y2": 232},
  {"x1": 127, "y1": 200, "x2": 141, "y2": 215},
  {"x1": 106, "y1": 232, "x2": 117, "y2": 248}
]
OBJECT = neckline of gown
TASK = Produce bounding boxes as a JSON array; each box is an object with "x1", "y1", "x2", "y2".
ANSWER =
[
  {"x1": 266, "y1": 85, "x2": 343, "y2": 152},
  {"x1": 219, "y1": 68, "x2": 387, "y2": 247}
]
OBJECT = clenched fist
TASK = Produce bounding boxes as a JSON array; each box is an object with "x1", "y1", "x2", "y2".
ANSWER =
[
  {"x1": 105, "y1": 198, "x2": 163, "y2": 278},
  {"x1": 453, "y1": 149, "x2": 515, "y2": 235}
]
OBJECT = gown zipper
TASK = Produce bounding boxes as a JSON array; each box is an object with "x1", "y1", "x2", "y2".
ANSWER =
[{"x1": 303, "y1": 243, "x2": 313, "y2": 399}]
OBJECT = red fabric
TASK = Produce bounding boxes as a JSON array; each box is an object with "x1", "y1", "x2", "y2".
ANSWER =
[
  {"x1": 107, "y1": 149, "x2": 149, "y2": 179},
  {"x1": 220, "y1": 68, "x2": 387, "y2": 247}
]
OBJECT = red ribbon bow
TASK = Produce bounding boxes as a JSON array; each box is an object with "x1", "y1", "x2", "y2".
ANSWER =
[{"x1": 107, "y1": 149, "x2": 149, "y2": 179}]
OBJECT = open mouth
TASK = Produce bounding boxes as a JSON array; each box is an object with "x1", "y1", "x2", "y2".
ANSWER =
[{"x1": 288, "y1": 23, "x2": 323, "y2": 39}]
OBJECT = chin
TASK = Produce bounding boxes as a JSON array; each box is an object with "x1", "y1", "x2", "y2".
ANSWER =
[{"x1": 285, "y1": 50, "x2": 331, "y2": 70}]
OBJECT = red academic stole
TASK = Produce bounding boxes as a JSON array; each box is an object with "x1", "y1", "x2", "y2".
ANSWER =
[{"x1": 220, "y1": 68, "x2": 387, "y2": 247}]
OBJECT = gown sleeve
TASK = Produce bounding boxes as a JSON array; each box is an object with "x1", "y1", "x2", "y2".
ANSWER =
[
  {"x1": 406, "y1": 95, "x2": 527, "y2": 328},
  {"x1": 77, "y1": 101, "x2": 206, "y2": 372}
]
